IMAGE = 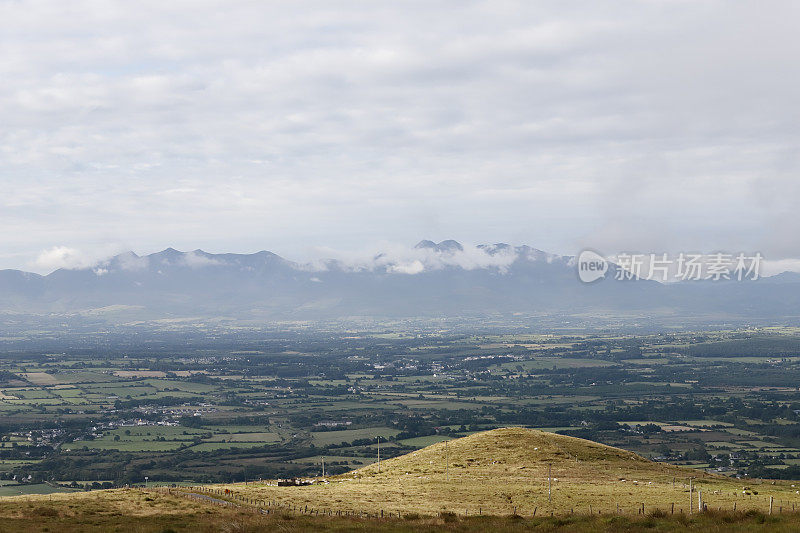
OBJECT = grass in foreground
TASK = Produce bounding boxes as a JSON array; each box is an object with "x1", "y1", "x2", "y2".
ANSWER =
[
  {"x1": 2, "y1": 491, "x2": 800, "y2": 533},
  {"x1": 5, "y1": 428, "x2": 800, "y2": 531}
]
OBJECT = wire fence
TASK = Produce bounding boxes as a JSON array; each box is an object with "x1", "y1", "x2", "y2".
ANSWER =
[{"x1": 143, "y1": 484, "x2": 800, "y2": 520}]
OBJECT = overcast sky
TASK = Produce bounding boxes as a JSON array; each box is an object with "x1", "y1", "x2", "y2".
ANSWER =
[{"x1": 2, "y1": 1, "x2": 799, "y2": 273}]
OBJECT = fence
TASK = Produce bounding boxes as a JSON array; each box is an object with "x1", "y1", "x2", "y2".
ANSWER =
[{"x1": 143, "y1": 484, "x2": 800, "y2": 520}]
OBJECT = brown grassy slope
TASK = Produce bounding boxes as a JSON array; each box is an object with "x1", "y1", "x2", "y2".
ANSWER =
[
  {"x1": 4, "y1": 490, "x2": 800, "y2": 532},
  {"x1": 0, "y1": 488, "x2": 241, "y2": 532},
  {"x1": 4, "y1": 428, "x2": 800, "y2": 532},
  {"x1": 215, "y1": 427, "x2": 800, "y2": 516}
]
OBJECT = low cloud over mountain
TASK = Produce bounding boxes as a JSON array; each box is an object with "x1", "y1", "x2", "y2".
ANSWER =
[{"x1": 2, "y1": 241, "x2": 800, "y2": 323}]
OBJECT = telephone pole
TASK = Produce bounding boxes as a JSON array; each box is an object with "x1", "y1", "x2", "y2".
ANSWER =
[
  {"x1": 322, "y1": 456, "x2": 325, "y2": 477},
  {"x1": 445, "y1": 439, "x2": 449, "y2": 482}
]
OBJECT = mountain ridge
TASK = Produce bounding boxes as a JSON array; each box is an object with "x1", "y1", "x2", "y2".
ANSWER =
[{"x1": 1, "y1": 241, "x2": 799, "y2": 322}]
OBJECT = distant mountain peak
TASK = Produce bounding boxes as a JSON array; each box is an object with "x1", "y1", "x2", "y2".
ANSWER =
[
  {"x1": 153, "y1": 247, "x2": 183, "y2": 258},
  {"x1": 478, "y1": 243, "x2": 511, "y2": 255},
  {"x1": 414, "y1": 239, "x2": 463, "y2": 253},
  {"x1": 0, "y1": 241, "x2": 797, "y2": 323}
]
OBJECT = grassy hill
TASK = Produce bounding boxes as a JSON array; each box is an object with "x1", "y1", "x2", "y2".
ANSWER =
[
  {"x1": 214, "y1": 427, "x2": 799, "y2": 516},
  {"x1": 4, "y1": 428, "x2": 800, "y2": 531}
]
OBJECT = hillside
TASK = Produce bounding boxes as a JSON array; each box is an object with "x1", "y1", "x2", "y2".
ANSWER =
[
  {"x1": 4, "y1": 428, "x2": 800, "y2": 531},
  {"x1": 213, "y1": 428, "x2": 800, "y2": 516}
]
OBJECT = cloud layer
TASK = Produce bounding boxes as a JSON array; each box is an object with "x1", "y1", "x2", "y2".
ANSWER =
[
  {"x1": 33, "y1": 246, "x2": 95, "y2": 272},
  {"x1": 2, "y1": 1, "x2": 799, "y2": 271},
  {"x1": 24, "y1": 242, "x2": 800, "y2": 279},
  {"x1": 310, "y1": 242, "x2": 523, "y2": 275}
]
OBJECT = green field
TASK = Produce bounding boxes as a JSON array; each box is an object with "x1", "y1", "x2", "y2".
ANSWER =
[
  {"x1": 310, "y1": 427, "x2": 400, "y2": 446},
  {"x1": 398, "y1": 435, "x2": 452, "y2": 447},
  {"x1": 3, "y1": 326, "x2": 800, "y2": 492},
  {"x1": 0, "y1": 483, "x2": 77, "y2": 497}
]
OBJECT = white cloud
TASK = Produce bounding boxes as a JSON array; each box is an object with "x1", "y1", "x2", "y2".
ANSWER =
[
  {"x1": 1, "y1": 2, "x2": 799, "y2": 269},
  {"x1": 116, "y1": 252, "x2": 149, "y2": 272},
  {"x1": 762, "y1": 259, "x2": 800, "y2": 277},
  {"x1": 388, "y1": 259, "x2": 426, "y2": 275},
  {"x1": 179, "y1": 251, "x2": 225, "y2": 269},
  {"x1": 29, "y1": 244, "x2": 135, "y2": 274},
  {"x1": 33, "y1": 246, "x2": 95, "y2": 271},
  {"x1": 309, "y1": 242, "x2": 523, "y2": 275}
]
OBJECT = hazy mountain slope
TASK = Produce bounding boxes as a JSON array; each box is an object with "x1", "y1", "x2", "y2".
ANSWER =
[{"x1": 0, "y1": 241, "x2": 798, "y2": 322}]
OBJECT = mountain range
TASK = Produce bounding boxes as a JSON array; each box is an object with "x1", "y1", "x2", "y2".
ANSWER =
[{"x1": 1, "y1": 241, "x2": 799, "y2": 324}]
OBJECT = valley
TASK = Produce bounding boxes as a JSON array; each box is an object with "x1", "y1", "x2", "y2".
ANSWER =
[{"x1": 2, "y1": 325, "x2": 800, "y2": 491}]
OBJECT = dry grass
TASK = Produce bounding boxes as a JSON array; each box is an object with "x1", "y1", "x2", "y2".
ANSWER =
[
  {"x1": 0, "y1": 488, "x2": 203, "y2": 518},
  {"x1": 211, "y1": 428, "x2": 800, "y2": 516},
  {"x1": 5, "y1": 428, "x2": 800, "y2": 531},
  {"x1": 19, "y1": 372, "x2": 59, "y2": 385},
  {"x1": 0, "y1": 488, "x2": 243, "y2": 532},
  {"x1": 4, "y1": 491, "x2": 800, "y2": 532}
]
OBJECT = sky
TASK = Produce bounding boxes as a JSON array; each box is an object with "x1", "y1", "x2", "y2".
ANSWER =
[{"x1": 1, "y1": 1, "x2": 799, "y2": 274}]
